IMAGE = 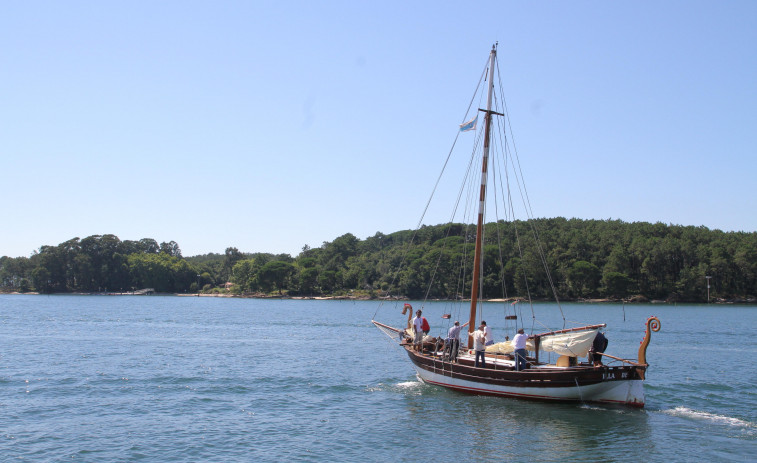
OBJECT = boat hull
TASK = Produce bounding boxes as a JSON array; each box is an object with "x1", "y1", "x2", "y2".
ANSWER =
[{"x1": 405, "y1": 347, "x2": 646, "y2": 407}]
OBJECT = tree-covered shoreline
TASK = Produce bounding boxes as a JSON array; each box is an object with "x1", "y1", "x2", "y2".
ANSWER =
[{"x1": 2, "y1": 218, "x2": 755, "y2": 303}]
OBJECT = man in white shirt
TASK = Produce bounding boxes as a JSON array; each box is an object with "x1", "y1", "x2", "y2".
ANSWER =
[
  {"x1": 512, "y1": 328, "x2": 528, "y2": 371},
  {"x1": 412, "y1": 310, "x2": 424, "y2": 352},
  {"x1": 471, "y1": 324, "x2": 487, "y2": 368},
  {"x1": 482, "y1": 320, "x2": 494, "y2": 346}
]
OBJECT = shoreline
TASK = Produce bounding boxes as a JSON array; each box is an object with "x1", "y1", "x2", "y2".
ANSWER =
[{"x1": 1, "y1": 291, "x2": 754, "y2": 304}]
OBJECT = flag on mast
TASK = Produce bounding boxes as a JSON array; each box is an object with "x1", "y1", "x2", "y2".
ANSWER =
[{"x1": 459, "y1": 115, "x2": 478, "y2": 132}]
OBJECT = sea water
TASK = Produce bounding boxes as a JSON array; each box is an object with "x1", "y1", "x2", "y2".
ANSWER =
[{"x1": 1, "y1": 295, "x2": 755, "y2": 462}]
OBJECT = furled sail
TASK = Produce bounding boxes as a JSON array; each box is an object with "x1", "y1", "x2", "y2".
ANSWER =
[
  {"x1": 485, "y1": 329, "x2": 598, "y2": 358},
  {"x1": 539, "y1": 329, "x2": 598, "y2": 357},
  {"x1": 485, "y1": 339, "x2": 535, "y2": 354}
]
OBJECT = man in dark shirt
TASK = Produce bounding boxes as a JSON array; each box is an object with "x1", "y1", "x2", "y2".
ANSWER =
[{"x1": 590, "y1": 331, "x2": 609, "y2": 366}]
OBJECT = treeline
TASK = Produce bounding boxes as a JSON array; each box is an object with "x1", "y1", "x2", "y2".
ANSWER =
[{"x1": 1, "y1": 218, "x2": 755, "y2": 302}]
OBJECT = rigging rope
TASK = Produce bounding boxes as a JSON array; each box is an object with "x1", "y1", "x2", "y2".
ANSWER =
[
  {"x1": 372, "y1": 55, "x2": 490, "y2": 322},
  {"x1": 493, "y1": 58, "x2": 566, "y2": 329}
]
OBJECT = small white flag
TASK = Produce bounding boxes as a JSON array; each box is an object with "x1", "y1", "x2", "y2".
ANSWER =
[{"x1": 459, "y1": 115, "x2": 478, "y2": 132}]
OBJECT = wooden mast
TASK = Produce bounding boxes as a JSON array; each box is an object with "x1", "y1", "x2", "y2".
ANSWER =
[{"x1": 468, "y1": 44, "x2": 497, "y2": 348}]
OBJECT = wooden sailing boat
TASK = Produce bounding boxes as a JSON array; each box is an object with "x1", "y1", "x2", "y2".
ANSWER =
[{"x1": 372, "y1": 44, "x2": 660, "y2": 407}]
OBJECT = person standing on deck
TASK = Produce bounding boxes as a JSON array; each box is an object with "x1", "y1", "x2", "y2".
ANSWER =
[
  {"x1": 590, "y1": 331, "x2": 608, "y2": 366},
  {"x1": 482, "y1": 320, "x2": 494, "y2": 346},
  {"x1": 471, "y1": 324, "x2": 487, "y2": 368},
  {"x1": 445, "y1": 321, "x2": 462, "y2": 362},
  {"x1": 445, "y1": 321, "x2": 469, "y2": 362},
  {"x1": 512, "y1": 328, "x2": 528, "y2": 371},
  {"x1": 412, "y1": 310, "x2": 424, "y2": 352},
  {"x1": 420, "y1": 314, "x2": 430, "y2": 336}
]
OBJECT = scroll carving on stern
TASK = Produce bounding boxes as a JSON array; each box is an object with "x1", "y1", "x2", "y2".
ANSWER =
[{"x1": 637, "y1": 316, "x2": 661, "y2": 369}]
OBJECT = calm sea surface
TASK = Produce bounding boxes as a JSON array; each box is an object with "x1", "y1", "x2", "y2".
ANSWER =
[{"x1": 1, "y1": 295, "x2": 755, "y2": 462}]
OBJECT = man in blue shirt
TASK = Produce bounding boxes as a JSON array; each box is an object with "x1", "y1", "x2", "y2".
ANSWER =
[{"x1": 445, "y1": 321, "x2": 462, "y2": 362}]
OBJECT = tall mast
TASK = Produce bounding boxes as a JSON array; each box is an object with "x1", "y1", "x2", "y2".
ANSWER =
[{"x1": 468, "y1": 44, "x2": 497, "y2": 348}]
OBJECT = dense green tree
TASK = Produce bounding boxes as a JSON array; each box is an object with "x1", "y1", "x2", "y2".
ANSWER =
[
  {"x1": 160, "y1": 241, "x2": 182, "y2": 258},
  {"x1": 602, "y1": 271, "x2": 632, "y2": 298},
  {"x1": 231, "y1": 259, "x2": 262, "y2": 292},
  {"x1": 138, "y1": 238, "x2": 160, "y2": 254},
  {"x1": 222, "y1": 247, "x2": 245, "y2": 282},
  {"x1": 30, "y1": 266, "x2": 52, "y2": 294},
  {"x1": 258, "y1": 261, "x2": 295, "y2": 293},
  {"x1": 127, "y1": 253, "x2": 196, "y2": 293},
  {"x1": 568, "y1": 261, "x2": 601, "y2": 297},
  {"x1": 318, "y1": 270, "x2": 338, "y2": 292},
  {"x1": 0, "y1": 256, "x2": 34, "y2": 289},
  {"x1": 298, "y1": 266, "x2": 319, "y2": 295}
]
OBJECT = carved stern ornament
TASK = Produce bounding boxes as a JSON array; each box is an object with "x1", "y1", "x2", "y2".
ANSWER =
[{"x1": 637, "y1": 316, "x2": 661, "y2": 380}]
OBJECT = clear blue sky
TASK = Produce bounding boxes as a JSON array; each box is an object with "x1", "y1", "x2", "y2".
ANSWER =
[{"x1": 2, "y1": 1, "x2": 756, "y2": 258}]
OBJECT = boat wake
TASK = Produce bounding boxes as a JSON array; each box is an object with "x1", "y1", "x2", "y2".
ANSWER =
[
  {"x1": 395, "y1": 380, "x2": 422, "y2": 389},
  {"x1": 661, "y1": 406, "x2": 755, "y2": 429},
  {"x1": 366, "y1": 380, "x2": 422, "y2": 394},
  {"x1": 578, "y1": 403, "x2": 633, "y2": 414}
]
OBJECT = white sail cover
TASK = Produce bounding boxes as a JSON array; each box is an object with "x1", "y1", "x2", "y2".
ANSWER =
[
  {"x1": 485, "y1": 329, "x2": 598, "y2": 357},
  {"x1": 405, "y1": 329, "x2": 435, "y2": 343},
  {"x1": 539, "y1": 329, "x2": 598, "y2": 357},
  {"x1": 485, "y1": 339, "x2": 536, "y2": 354}
]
